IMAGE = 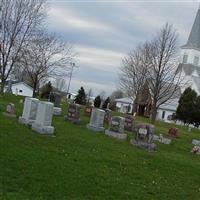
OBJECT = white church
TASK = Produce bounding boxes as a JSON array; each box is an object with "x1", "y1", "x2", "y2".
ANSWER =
[{"x1": 156, "y1": 6, "x2": 200, "y2": 122}]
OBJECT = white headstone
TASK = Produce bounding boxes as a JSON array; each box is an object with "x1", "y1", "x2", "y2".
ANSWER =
[
  {"x1": 32, "y1": 101, "x2": 54, "y2": 134},
  {"x1": 19, "y1": 97, "x2": 39, "y2": 125},
  {"x1": 87, "y1": 108, "x2": 105, "y2": 132}
]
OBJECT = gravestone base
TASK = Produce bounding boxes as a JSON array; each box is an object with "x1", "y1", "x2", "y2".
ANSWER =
[
  {"x1": 86, "y1": 124, "x2": 104, "y2": 132},
  {"x1": 105, "y1": 130, "x2": 127, "y2": 140},
  {"x1": 3, "y1": 112, "x2": 16, "y2": 118},
  {"x1": 18, "y1": 116, "x2": 35, "y2": 126},
  {"x1": 32, "y1": 123, "x2": 54, "y2": 135},
  {"x1": 130, "y1": 139, "x2": 157, "y2": 152},
  {"x1": 53, "y1": 107, "x2": 62, "y2": 116},
  {"x1": 64, "y1": 116, "x2": 80, "y2": 124}
]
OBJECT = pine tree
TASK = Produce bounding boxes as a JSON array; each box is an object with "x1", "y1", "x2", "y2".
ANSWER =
[
  {"x1": 103, "y1": 97, "x2": 110, "y2": 109},
  {"x1": 176, "y1": 87, "x2": 197, "y2": 125},
  {"x1": 94, "y1": 95, "x2": 101, "y2": 108},
  {"x1": 74, "y1": 86, "x2": 86, "y2": 105}
]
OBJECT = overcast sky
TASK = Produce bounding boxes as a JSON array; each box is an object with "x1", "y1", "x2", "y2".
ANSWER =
[{"x1": 47, "y1": 0, "x2": 199, "y2": 96}]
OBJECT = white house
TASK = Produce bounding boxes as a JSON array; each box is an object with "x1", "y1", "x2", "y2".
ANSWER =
[
  {"x1": 4, "y1": 82, "x2": 33, "y2": 97},
  {"x1": 115, "y1": 97, "x2": 134, "y2": 113}
]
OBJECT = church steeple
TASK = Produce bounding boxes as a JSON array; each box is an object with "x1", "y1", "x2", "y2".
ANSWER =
[{"x1": 182, "y1": 6, "x2": 200, "y2": 50}]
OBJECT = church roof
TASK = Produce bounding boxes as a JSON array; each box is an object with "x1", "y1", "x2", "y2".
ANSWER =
[{"x1": 182, "y1": 7, "x2": 200, "y2": 50}]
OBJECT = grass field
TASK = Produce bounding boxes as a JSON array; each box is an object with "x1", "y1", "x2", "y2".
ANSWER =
[{"x1": 1, "y1": 94, "x2": 200, "y2": 200}]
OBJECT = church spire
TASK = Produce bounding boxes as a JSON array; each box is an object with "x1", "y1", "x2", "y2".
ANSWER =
[{"x1": 182, "y1": 6, "x2": 200, "y2": 50}]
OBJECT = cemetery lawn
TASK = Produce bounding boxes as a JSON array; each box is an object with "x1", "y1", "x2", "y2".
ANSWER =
[{"x1": 1, "y1": 94, "x2": 200, "y2": 200}]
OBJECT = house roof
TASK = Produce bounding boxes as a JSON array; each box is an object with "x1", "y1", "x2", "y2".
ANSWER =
[
  {"x1": 115, "y1": 97, "x2": 133, "y2": 104},
  {"x1": 182, "y1": 7, "x2": 200, "y2": 50},
  {"x1": 6, "y1": 81, "x2": 33, "y2": 91},
  {"x1": 159, "y1": 98, "x2": 179, "y2": 111}
]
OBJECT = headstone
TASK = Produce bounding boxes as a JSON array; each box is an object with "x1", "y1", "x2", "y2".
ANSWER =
[
  {"x1": 84, "y1": 105, "x2": 93, "y2": 117},
  {"x1": 105, "y1": 116, "x2": 127, "y2": 140},
  {"x1": 124, "y1": 115, "x2": 134, "y2": 132},
  {"x1": 87, "y1": 108, "x2": 105, "y2": 132},
  {"x1": 49, "y1": 92, "x2": 62, "y2": 116},
  {"x1": 6, "y1": 80, "x2": 12, "y2": 93},
  {"x1": 168, "y1": 127, "x2": 178, "y2": 138},
  {"x1": 32, "y1": 101, "x2": 54, "y2": 134},
  {"x1": 104, "y1": 108, "x2": 112, "y2": 124},
  {"x1": 153, "y1": 134, "x2": 171, "y2": 144},
  {"x1": 19, "y1": 97, "x2": 39, "y2": 125},
  {"x1": 3, "y1": 103, "x2": 16, "y2": 117},
  {"x1": 64, "y1": 103, "x2": 80, "y2": 124},
  {"x1": 192, "y1": 139, "x2": 200, "y2": 146},
  {"x1": 191, "y1": 139, "x2": 200, "y2": 155},
  {"x1": 130, "y1": 124, "x2": 156, "y2": 151}
]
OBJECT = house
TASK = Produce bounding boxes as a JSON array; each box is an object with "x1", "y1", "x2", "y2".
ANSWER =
[
  {"x1": 4, "y1": 81, "x2": 33, "y2": 97},
  {"x1": 115, "y1": 97, "x2": 134, "y2": 113}
]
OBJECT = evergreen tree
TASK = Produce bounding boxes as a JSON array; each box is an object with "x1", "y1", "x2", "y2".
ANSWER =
[
  {"x1": 40, "y1": 81, "x2": 53, "y2": 99},
  {"x1": 103, "y1": 97, "x2": 110, "y2": 109},
  {"x1": 74, "y1": 86, "x2": 86, "y2": 105},
  {"x1": 194, "y1": 96, "x2": 200, "y2": 128},
  {"x1": 94, "y1": 95, "x2": 101, "y2": 108},
  {"x1": 176, "y1": 87, "x2": 197, "y2": 125}
]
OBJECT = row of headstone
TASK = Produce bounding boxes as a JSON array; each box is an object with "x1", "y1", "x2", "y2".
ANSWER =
[{"x1": 19, "y1": 97, "x2": 54, "y2": 135}]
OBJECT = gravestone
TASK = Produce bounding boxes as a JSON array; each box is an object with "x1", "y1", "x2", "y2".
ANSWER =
[
  {"x1": 64, "y1": 103, "x2": 80, "y2": 124},
  {"x1": 84, "y1": 105, "x2": 93, "y2": 117},
  {"x1": 32, "y1": 101, "x2": 54, "y2": 134},
  {"x1": 49, "y1": 92, "x2": 62, "y2": 116},
  {"x1": 191, "y1": 139, "x2": 200, "y2": 155},
  {"x1": 130, "y1": 124, "x2": 156, "y2": 151},
  {"x1": 6, "y1": 80, "x2": 12, "y2": 93},
  {"x1": 87, "y1": 108, "x2": 105, "y2": 132},
  {"x1": 124, "y1": 115, "x2": 134, "y2": 132},
  {"x1": 104, "y1": 109, "x2": 112, "y2": 124},
  {"x1": 3, "y1": 103, "x2": 16, "y2": 117},
  {"x1": 105, "y1": 116, "x2": 127, "y2": 140},
  {"x1": 153, "y1": 134, "x2": 171, "y2": 144},
  {"x1": 168, "y1": 127, "x2": 178, "y2": 138},
  {"x1": 19, "y1": 97, "x2": 39, "y2": 125}
]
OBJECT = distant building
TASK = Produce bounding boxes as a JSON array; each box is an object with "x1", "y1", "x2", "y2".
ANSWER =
[
  {"x1": 115, "y1": 97, "x2": 134, "y2": 113},
  {"x1": 4, "y1": 81, "x2": 33, "y2": 97}
]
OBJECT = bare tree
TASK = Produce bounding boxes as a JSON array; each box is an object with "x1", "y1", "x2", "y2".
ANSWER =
[
  {"x1": 119, "y1": 23, "x2": 184, "y2": 124},
  {"x1": 54, "y1": 78, "x2": 68, "y2": 92},
  {"x1": 0, "y1": 0, "x2": 45, "y2": 93},
  {"x1": 86, "y1": 88, "x2": 93, "y2": 104},
  {"x1": 16, "y1": 31, "x2": 74, "y2": 97},
  {"x1": 119, "y1": 43, "x2": 150, "y2": 101},
  {"x1": 147, "y1": 23, "x2": 183, "y2": 123}
]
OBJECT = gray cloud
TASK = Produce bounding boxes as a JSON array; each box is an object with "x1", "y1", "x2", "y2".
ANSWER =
[{"x1": 46, "y1": 1, "x2": 199, "y2": 96}]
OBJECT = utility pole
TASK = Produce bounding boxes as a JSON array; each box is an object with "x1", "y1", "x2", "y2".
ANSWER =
[{"x1": 66, "y1": 62, "x2": 76, "y2": 98}]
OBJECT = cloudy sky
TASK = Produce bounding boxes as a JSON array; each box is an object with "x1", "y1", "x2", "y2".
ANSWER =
[{"x1": 47, "y1": 0, "x2": 199, "y2": 96}]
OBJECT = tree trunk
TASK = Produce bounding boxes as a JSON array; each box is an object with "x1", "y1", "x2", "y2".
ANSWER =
[
  {"x1": 150, "y1": 105, "x2": 157, "y2": 124},
  {"x1": 32, "y1": 81, "x2": 37, "y2": 97},
  {"x1": 0, "y1": 79, "x2": 5, "y2": 94}
]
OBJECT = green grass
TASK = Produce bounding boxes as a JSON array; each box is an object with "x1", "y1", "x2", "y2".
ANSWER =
[{"x1": 1, "y1": 94, "x2": 200, "y2": 200}]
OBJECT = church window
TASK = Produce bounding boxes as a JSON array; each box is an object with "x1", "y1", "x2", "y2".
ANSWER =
[
  {"x1": 183, "y1": 54, "x2": 188, "y2": 64},
  {"x1": 194, "y1": 56, "x2": 199, "y2": 66}
]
